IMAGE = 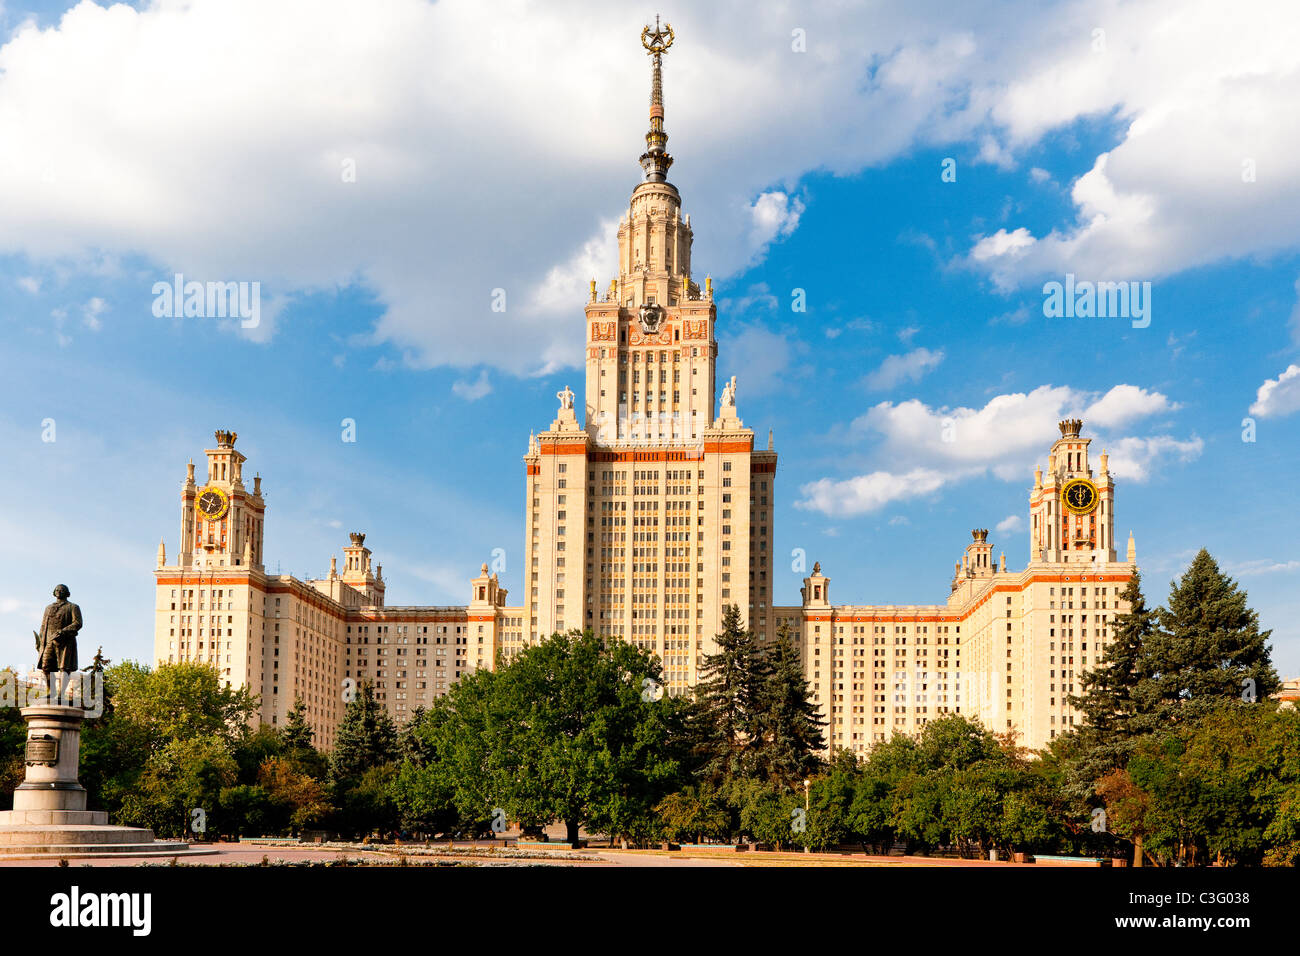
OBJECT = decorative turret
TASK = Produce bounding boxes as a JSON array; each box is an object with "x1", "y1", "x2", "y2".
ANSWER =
[
  {"x1": 800, "y1": 561, "x2": 830, "y2": 607},
  {"x1": 1058, "y1": 418, "x2": 1082, "y2": 439},
  {"x1": 156, "y1": 537, "x2": 166, "y2": 568},
  {"x1": 960, "y1": 529, "x2": 994, "y2": 579},
  {"x1": 340, "y1": 532, "x2": 384, "y2": 605}
]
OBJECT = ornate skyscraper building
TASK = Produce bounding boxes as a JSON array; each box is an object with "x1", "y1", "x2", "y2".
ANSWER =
[
  {"x1": 519, "y1": 19, "x2": 776, "y2": 688},
  {"x1": 153, "y1": 21, "x2": 1136, "y2": 754}
]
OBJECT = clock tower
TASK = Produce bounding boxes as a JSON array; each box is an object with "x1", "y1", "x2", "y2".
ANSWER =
[
  {"x1": 180, "y1": 430, "x2": 266, "y2": 571},
  {"x1": 1029, "y1": 419, "x2": 1116, "y2": 566}
]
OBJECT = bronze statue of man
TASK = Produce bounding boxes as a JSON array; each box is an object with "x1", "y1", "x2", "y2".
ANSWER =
[{"x1": 35, "y1": 584, "x2": 82, "y2": 701}]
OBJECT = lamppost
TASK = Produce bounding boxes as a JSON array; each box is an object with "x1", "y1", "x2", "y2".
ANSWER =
[{"x1": 803, "y1": 779, "x2": 811, "y2": 854}]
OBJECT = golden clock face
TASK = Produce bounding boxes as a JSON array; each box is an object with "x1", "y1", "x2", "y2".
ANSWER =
[
  {"x1": 1061, "y1": 478, "x2": 1099, "y2": 515},
  {"x1": 195, "y1": 485, "x2": 229, "y2": 521}
]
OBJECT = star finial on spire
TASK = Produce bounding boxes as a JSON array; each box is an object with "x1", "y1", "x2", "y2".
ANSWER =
[{"x1": 638, "y1": 16, "x2": 676, "y2": 182}]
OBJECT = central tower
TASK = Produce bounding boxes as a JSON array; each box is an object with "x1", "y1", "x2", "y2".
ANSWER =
[
  {"x1": 522, "y1": 20, "x2": 778, "y2": 694},
  {"x1": 584, "y1": 17, "x2": 714, "y2": 444}
]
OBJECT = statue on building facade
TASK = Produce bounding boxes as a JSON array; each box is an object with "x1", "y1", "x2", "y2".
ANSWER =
[{"x1": 721, "y1": 375, "x2": 737, "y2": 408}]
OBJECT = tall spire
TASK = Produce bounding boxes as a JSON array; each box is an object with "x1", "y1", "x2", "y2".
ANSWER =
[{"x1": 638, "y1": 16, "x2": 675, "y2": 183}]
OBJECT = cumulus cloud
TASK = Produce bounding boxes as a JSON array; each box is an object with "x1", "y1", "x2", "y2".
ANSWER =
[
  {"x1": 862, "y1": 347, "x2": 945, "y2": 390},
  {"x1": 452, "y1": 369, "x2": 493, "y2": 401},
  {"x1": 1249, "y1": 364, "x2": 1300, "y2": 418},
  {"x1": 967, "y1": 0, "x2": 1300, "y2": 292},
  {"x1": 1083, "y1": 383, "x2": 1178, "y2": 428},
  {"x1": 797, "y1": 468, "x2": 947, "y2": 518},
  {"x1": 747, "y1": 190, "x2": 804, "y2": 259},
  {"x1": 996, "y1": 514, "x2": 1024, "y2": 536},
  {"x1": 3, "y1": 0, "x2": 1297, "y2": 373},
  {"x1": 81, "y1": 296, "x2": 107, "y2": 330},
  {"x1": 797, "y1": 382, "x2": 1200, "y2": 515},
  {"x1": 1104, "y1": 435, "x2": 1204, "y2": 481}
]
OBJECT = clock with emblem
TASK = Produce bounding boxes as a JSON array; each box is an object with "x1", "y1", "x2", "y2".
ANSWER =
[
  {"x1": 1060, "y1": 477, "x2": 1099, "y2": 515},
  {"x1": 195, "y1": 485, "x2": 230, "y2": 521}
]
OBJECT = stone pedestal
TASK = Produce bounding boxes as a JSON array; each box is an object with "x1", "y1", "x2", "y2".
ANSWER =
[
  {"x1": 0, "y1": 701, "x2": 212, "y2": 860},
  {"x1": 11, "y1": 704, "x2": 88, "y2": 813}
]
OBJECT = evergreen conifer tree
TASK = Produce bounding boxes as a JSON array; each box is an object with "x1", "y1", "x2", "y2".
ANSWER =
[
  {"x1": 1144, "y1": 549, "x2": 1278, "y2": 719},
  {"x1": 754, "y1": 623, "x2": 826, "y2": 787},
  {"x1": 330, "y1": 681, "x2": 398, "y2": 781},
  {"x1": 691, "y1": 604, "x2": 768, "y2": 785}
]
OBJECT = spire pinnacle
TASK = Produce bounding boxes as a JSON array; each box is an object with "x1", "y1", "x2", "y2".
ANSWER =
[{"x1": 638, "y1": 16, "x2": 675, "y2": 183}]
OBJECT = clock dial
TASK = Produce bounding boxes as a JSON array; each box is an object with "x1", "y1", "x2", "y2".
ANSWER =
[
  {"x1": 1060, "y1": 478, "x2": 1098, "y2": 515},
  {"x1": 195, "y1": 485, "x2": 229, "y2": 521}
]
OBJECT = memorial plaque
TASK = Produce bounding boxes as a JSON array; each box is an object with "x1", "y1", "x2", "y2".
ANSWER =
[{"x1": 25, "y1": 734, "x2": 58, "y2": 765}]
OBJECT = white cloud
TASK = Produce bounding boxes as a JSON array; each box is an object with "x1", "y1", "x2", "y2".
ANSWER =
[
  {"x1": 970, "y1": 227, "x2": 1035, "y2": 263},
  {"x1": 996, "y1": 514, "x2": 1024, "y2": 536},
  {"x1": 967, "y1": 0, "x2": 1300, "y2": 292},
  {"x1": 1249, "y1": 364, "x2": 1300, "y2": 418},
  {"x1": 797, "y1": 468, "x2": 946, "y2": 518},
  {"x1": 452, "y1": 369, "x2": 493, "y2": 401},
  {"x1": 863, "y1": 347, "x2": 944, "y2": 390},
  {"x1": 747, "y1": 190, "x2": 804, "y2": 259},
  {"x1": 17, "y1": 276, "x2": 39, "y2": 293},
  {"x1": 1083, "y1": 383, "x2": 1178, "y2": 429},
  {"x1": 1229, "y1": 559, "x2": 1300, "y2": 576},
  {"x1": 1104, "y1": 435, "x2": 1205, "y2": 481},
  {"x1": 3, "y1": 0, "x2": 1297, "y2": 373},
  {"x1": 81, "y1": 296, "x2": 107, "y2": 330},
  {"x1": 796, "y1": 382, "x2": 1200, "y2": 516}
]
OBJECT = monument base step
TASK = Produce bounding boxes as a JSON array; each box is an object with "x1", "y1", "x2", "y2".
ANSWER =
[
  {"x1": 0, "y1": 824, "x2": 164, "y2": 846},
  {"x1": 0, "y1": 810, "x2": 108, "y2": 826},
  {"x1": 0, "y1": 841, "x2": 214, "y2": 860}
]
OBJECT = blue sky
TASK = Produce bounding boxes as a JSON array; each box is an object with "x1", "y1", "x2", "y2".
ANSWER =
[{"x1": 2, "y1": 0, "x2": 1299, "y2": 675}]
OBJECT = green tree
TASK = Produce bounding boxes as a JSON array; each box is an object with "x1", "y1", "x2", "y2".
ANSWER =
[
  {"x1": 218, "y1": 784, "x2": 271, "y2": 838},
  {"x1": 330, "y1": 681, "x2": 398, "y2": 781},
  {"x1": 753, "y1": 624, "x2": 826, "y2": 788},
  {"x1": 258, "y1": 757, "x2": 332, "y2": 834},
  {"x1": 734, "y1": 778, "x2": 802, "y2": 848},
  {"x1": 117, "y1": 734, "x2": 239, "y2": 838},
  {"x1": 109, "y1": 661, "x2": 260, "y2": 752},
  {"x1": 390, "y1": 704, "x2": 468, "y2": 836},
  {"x1": 849, "y1": 733, "x2": 920, "y2": 851},
  {"x1": 406, "y1": 631, "x2": 683, "y2": 845},
  {"x1": 1068, "y1": 570, "x2": 1158, "y2": 781},
  {"x1": 1144, "y1": 549, "x2": 1278, "y2": 720},
  {"x1": 691, "y1": 604, "x2": 769, "y2": 788},
  {"x1": 654, "y1": 784, "x2": 730, "y2": 844},
  {"x1": 1125, "y1": 702, "x2": 1293, "y2": 866},
  {"x1": 336, "y1": 763, "x2": 400, "y2": 838},
  {"x1": 279, "y1": 698, "x2": 328, "y2": 779},
  {"x1": 798, "y1": 750, "x2": 862, "y2": 851}
]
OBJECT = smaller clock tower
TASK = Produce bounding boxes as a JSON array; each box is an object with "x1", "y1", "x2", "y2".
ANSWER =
[
  {"x1": 181, "y1": 430, "x2": 265, "y2": 571},
  {"x1": 1029, "y1": 419, "x2": 1116, "y2": 566}
]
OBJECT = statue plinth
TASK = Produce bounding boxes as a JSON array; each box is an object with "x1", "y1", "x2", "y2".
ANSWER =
[{"x1": 12, "y1": 703, "x2": 88, "y2": 813}]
